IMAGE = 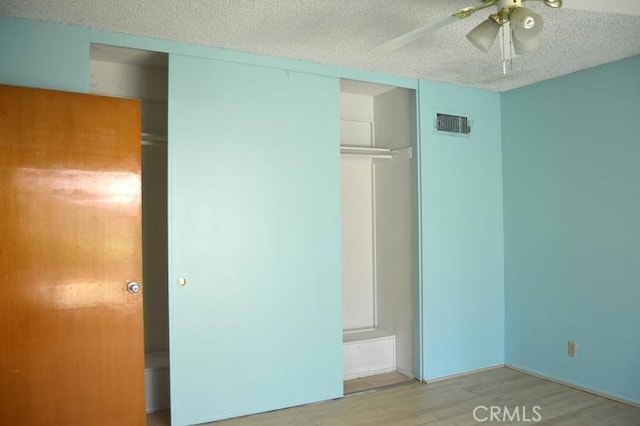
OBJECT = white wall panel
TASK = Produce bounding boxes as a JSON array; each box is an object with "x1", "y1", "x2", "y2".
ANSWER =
[{"x1": 340, "y1": 159, "x2": 375, "y2": 330}]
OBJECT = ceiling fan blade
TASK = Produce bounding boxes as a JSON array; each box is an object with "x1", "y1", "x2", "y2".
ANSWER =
[
  {"x1": 372, "y1": 0, "x2": 499, "y2": 54},
  {"x1": 372, "y1": 15, "x2": 459, "y2": 54},
  {"x1": 560, "y1": 0, "x2": 640, "y2": 16}
]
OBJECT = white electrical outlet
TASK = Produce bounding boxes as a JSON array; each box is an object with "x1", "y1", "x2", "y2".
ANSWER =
[{"x1": 568, "y1": 341, "x2": 577, "y2": 358}]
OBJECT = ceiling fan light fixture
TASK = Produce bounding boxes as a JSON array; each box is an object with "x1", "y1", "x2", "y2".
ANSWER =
[
  {"x1": 466, "y1": 18, "x2": 500, "y2": 53},
  {"x1": 543, "y1": 0, "x2": 562, "y2": 8},
  {"x1": 510, "y1": 7, "x2": 543, "y2": 53},
  {"x1": 512, "y1": 32, "x2": 541, "y2": 54}
]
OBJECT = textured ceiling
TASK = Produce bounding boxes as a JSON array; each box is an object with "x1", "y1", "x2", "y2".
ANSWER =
[{"x1": 2, "y1": 0, "x2": 640, "y2": 92}]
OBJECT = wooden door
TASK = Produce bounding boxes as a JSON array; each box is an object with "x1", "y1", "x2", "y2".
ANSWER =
[
  {"x1": 0, "y1": 85, "x2": 145, "y2": 425},
  {"x1": 168, "y1": 55, "x2": 343, "y2": 425}
]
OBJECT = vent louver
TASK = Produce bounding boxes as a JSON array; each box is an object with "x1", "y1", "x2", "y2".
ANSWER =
[{"x1": 436, "y1": 113, "x2": 471, "y2": 135}]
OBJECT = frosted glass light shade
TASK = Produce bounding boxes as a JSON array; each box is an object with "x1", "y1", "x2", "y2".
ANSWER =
[
  {"x1": 510, "y1": 7, "x2": 543, "y2": 54},
  {"x1": 466, "y1": 19, "x2": 500, "y2": 53}
]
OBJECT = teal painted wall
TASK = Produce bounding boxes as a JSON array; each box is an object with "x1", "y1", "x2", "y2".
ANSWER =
[
  {"x1": 1, "y1": 15, "x2": 508, "y2": 415},
  {"x1": 0, "y1": 17, "x2": 419, "y2": 92},
  {"x1": 419, "y1": 81, "x2": 505, "y2": 379},
  {"x1": 502, "y1": 56, "x2": 640, "y2": 404},
  {"x1": 0, "y1": 18, "x2": 89, "y2": 92}
]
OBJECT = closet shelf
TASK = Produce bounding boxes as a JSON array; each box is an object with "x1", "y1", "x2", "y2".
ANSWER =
[{"x1": 340, "y1": 145, "x2": 412, "y2": 160}]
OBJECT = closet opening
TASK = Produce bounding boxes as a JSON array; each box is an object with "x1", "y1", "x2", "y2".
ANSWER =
[
  {"x1": 340, "y1": 79, "x2": 419, "y2": 394},
  {"x1": 90, "y1": 44, "x2": 170, "y2": 414}
]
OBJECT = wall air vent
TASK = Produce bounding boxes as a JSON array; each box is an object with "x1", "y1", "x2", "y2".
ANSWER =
[{"x1": 436, "y1": 113, "x2": 471, "y2": 135}]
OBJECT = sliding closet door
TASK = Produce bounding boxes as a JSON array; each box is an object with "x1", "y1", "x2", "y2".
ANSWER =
[{"x1": 168, "y1": 55, "x2": 342, "y2": 425}]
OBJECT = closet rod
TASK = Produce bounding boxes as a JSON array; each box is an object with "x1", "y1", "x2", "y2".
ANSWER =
[
  {"x1": 341, "y1": 152, "x2": 393, "y2": 159},
  {"x1": 341, "y1": 145, "x2": 390, "y2": 154},
  {"x1": 340, "y1": 146, "x2": 392, "y2": 159},
  {"x1": 141, "y1": 132, "x2": 168, "y2": 146},
  {"x1": 340, "y1": 145, "x2": 412, "y2": 160}
]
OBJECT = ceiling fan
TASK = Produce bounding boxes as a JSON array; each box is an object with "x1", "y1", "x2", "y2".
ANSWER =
[{"x1": 373, "y1": 0, "x2": 640, "y2": 73}]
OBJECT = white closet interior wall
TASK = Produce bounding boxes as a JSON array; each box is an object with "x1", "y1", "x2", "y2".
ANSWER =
[
  {"x1": 372, "y1": 88, "x2": 417, "y2": 377},
  {"x1": 341, "y1": 92, "x2": 376, "y2": 330}
]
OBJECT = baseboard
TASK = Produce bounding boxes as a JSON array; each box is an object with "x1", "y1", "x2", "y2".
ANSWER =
[
  {"x1": 505, "y1": 364, "x2": 640, "y2": 409},
  {"x1": 422, "y1": 363, "x2": 505, "y2": 384},
  {"x1": 344, "y1": 367, "x2": 397, "y2": 381}
]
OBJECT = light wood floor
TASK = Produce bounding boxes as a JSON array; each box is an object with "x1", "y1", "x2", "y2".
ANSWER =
[
  {"x1": 344, "y1": 372, "x2": 415, "y2": 394},
  {"x1": 147, "y1": 367, "x2": 640, "y2": 425}
]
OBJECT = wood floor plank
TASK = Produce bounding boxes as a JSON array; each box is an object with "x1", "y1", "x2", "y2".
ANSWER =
[
  {"x1": 541, "y1": 399, "x2": 631, "y2": 425},
  {"x1": 147, "y1": 367, "x2": 640, "y2": 425},
  {"x1": 344, "y1": 371, "x2": 415, "y2": 394}
]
